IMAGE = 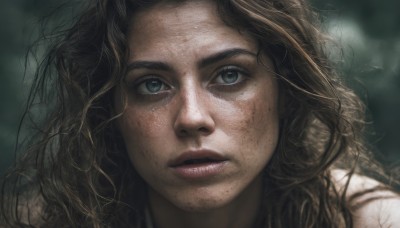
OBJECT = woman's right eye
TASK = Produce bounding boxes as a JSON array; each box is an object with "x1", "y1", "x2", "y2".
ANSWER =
[{"x1": 134, "y1": 78, "x2": 169, "y2": 95}]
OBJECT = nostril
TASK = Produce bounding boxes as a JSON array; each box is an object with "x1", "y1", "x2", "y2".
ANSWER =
[
  {"x1": 177, "y1": 126, "x2": 211, "y2": 137},
  {"x1": 198, "y1": 127, "x2": 209, "y2": 133},
  {"x1": 179, "y1": 129, "x2": 189, "y2": 135}
]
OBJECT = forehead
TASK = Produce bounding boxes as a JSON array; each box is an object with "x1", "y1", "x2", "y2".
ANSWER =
[
  {"x1": 127, "y1": 0, "x2": 257, "y2": 60},
  {"x1": 132, "y1": 1, "x2": 215, "y2": 25},
  {"x1": 128, "y1": 1, "x2": 221, "y2": 39}
]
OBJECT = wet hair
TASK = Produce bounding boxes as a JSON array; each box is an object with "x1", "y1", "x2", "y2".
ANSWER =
[{"x1": 1, "y1": 0, "x2": 399, "y2": 227}]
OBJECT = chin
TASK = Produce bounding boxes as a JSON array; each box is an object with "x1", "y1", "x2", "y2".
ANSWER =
[
  {"x1": 170, "y1": 181, "x2": 255, "y2": 213},
  {"x1": 173, "y1": 194, "x2": 235, "y2": 212},
  {"x1": 150, "y1": 183, "x2": 242, "y2": 213},
  {"x1": 148, "y1": 172, "x2": 264, "y2": 214}
]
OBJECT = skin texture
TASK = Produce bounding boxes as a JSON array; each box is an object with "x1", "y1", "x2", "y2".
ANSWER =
[{"x1": 114, "y1": 1, "x2": 279, "y2": 227}]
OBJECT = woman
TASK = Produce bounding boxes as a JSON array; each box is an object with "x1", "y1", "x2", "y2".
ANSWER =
[{"x1": 1, "y1": 0, "x2": 399, "y2": 227}]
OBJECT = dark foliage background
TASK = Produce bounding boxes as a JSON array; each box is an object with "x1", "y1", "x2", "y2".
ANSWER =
[{"x1": 0, "y1": 0, "x2": 399, "y2": 174}]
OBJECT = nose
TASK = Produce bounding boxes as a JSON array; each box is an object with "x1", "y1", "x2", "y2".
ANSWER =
[{"x1": 173, "y1": 87, "x2": 215, "y2": 138}]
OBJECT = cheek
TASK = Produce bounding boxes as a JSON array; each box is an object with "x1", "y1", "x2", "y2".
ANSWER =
[
  {"x1": 117, "y1": 107, "x2": 169, "y2": 165},
  {"x1": 252, "y1": 98, "x2": 279, "y2": 145},
  {"x1": 230, "y1": 96, "x2": 279, "y2": 142},
  {"x1": 121, "y1": 107, "x2": 164, "y2": 138},
  {"x1": 227, "y1": 90, "x2": 280, "y2": 165},
  {"x1": 114, "y1": 88, "x2": 169, "y2": 141}
]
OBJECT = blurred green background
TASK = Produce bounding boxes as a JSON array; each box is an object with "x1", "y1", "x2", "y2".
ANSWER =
[{"x1": 0, "y1": 0, "x2": 399, "y2": 174}]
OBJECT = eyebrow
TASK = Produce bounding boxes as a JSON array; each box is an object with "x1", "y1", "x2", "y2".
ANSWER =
[
  {"x1": 126, "y1": 48, "x2": 257, "y2": 72},
  {"x1": 198, "y1": 48, "x2": 257, "y2": 68},
  {"x1": 127, "y1": 61, "x2": 173, "y2": 72}
]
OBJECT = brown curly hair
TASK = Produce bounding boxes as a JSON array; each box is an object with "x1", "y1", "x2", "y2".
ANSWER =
[{"x1": 1, "y1": 0, "x2": 398, "y2": 227}]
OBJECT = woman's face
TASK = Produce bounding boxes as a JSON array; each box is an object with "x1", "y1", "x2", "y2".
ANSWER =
[{"x1": 115, "y1": 1, "x2": 280, "y2": 211}]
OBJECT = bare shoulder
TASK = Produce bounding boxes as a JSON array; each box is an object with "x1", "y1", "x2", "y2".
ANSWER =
[{"x1": 331, "y1": 169, "x2": 400, "y2": 228}]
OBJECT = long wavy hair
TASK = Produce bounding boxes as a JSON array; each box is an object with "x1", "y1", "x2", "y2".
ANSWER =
[{"x1": 1, "y1": 0, "x2": 398, "y2": 227}]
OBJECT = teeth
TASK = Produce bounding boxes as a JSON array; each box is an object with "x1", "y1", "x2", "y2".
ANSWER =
[{"x1": 184, "y1": 158, "x2": 212, "y2": 165}]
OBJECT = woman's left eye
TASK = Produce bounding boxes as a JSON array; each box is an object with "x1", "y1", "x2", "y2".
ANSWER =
[{"x1": 214, "y1": 67, "x2": 247, "y2": 85}]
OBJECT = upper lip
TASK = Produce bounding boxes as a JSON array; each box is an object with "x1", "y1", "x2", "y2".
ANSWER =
[{"x1": 169, "y1": 149, "x2": 228, "y2": 167}]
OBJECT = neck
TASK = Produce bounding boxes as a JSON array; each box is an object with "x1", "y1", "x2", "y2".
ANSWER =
[{"x1": 147, "y1": 176, "x2": 263, "y2": 228}]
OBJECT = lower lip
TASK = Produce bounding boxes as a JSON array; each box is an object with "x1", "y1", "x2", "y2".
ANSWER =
[{"x1": 171, "y1": 161, "x2": 228, "y2": 180}]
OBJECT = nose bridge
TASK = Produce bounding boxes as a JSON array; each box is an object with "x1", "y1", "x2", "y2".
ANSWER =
[
  {"x1": 181, "y1": 82, "x2": 203, "y2": 116},
  {"x1": 174, "y1": 79, "x2": 215, "y2": 136}
]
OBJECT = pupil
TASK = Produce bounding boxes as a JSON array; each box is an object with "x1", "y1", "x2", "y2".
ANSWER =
[
  {"x1": 222, "y1": 71, "x2": 238, "y2": 83},
  {"x1": 146, "y1": 79, "x2": 162, "y2": 92}
]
